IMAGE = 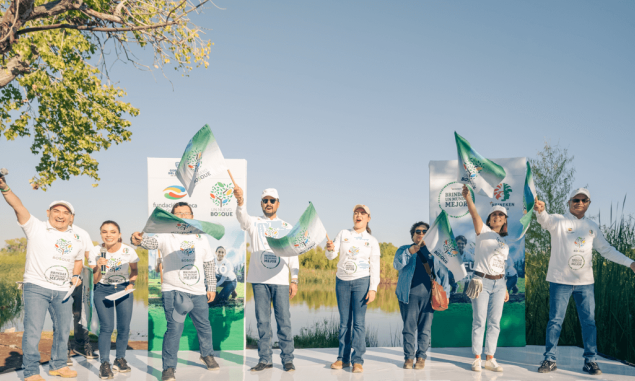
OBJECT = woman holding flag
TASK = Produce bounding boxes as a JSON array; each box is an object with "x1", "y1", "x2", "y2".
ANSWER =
[
  {"x1": 325, "y1": 204, "x2": 380, "y2": 374},
  {"x1": 393, "y1": 222, "x2": 451, "y2": 370},
  {"x1": 90, "y1": 220, "x2": 139, "y2": 379},
  {"x1": 461, "y1": 184, "x2": 510, "y2": 373}
]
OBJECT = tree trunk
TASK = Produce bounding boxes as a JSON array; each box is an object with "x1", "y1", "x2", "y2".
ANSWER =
[{"x1": 0, "y1": 53, "x2": 31, "y2": 87}]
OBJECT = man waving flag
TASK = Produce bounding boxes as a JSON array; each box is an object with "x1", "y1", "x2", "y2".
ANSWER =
[
  {"x1": 143, "y1": 207, "x2": 225, "y2": 240},
  {"x1": 424, "y1": 210, "x2": 467, "y2": 281},
  {"x1": 266, "y1": 202, "x2": 327, "y2": 257},
  {"x1": 176, "y1": 125, "x2": 229, "y2": 196},
  {"x1": 455, "y1": 131, "x2": 506, "y2": 198}
]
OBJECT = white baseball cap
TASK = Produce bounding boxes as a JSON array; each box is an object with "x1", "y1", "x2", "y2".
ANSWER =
[
  {"x1": 488, "y1": 205, "x2": 507, "y2": 218},
  {"x1": 49, "y1": 200, "x2": 75, "y2": 215},
  {"x1": 262, "y1": 188, "x2": 279, "y2": 199},
  {"x1": 353, "y1": 204, "x2": 371, "y2": 215},
  {"x1": 569, "y1": 188, "x2": 591, "y2": 201}
]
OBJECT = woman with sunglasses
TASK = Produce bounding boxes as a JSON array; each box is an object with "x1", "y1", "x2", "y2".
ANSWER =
[
  {"x1": 393, "y1": 222, "x2": 451, "y2": 370},
  {"x1": 90, "y1": 220, "x2": 139, "y2": 379},
  {"x1": 461, "y1": 185, "x2": 509, "y2": 373},
  {"x1": 325, "y1": 204, "x2": 380, "y2": 374}
]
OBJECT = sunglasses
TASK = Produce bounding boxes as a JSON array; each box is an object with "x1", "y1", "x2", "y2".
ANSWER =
[
  {"x1": 572, "y1": 198, "x2": 590, "y2": 204},
  {"x1": 415, "y1": 229, "x2": 428, "y2": 235},
  {"x1": 262, "y1": 199, "x2": 277, "y2": 204}
]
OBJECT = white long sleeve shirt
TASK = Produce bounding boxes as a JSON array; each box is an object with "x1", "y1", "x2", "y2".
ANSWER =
[
  {"x1": 325, "y1": 229, "x2": 381, "y2": 291},
  {"x1": 537, "y1": 210, "x2": 634, "y2": 285},
  {"x1": 237, "y1": 204, "x2": 299, "y2": 285}
]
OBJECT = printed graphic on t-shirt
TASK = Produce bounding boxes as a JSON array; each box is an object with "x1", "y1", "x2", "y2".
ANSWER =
[
  {"x1": 180, "y1": 241, "x2": 195, "y2": 256},
  {"x1": 343, "y1": 260, "x2": 357, "y2": 274},
  {"x1": 566, "y1": 227, "x2": 574, "y2": 234},
  {"x1": 122, "y1": 247, "x2": 132, "y2": 255},
  {"x1": 348, "y1": 246, "x2": 360, "y2": 257},
  {"x1": 568, "y1": 254, "x2": 585, "y2": 270},
  {"x1": 54, "y1": 239, "x2": 74, "y2": 256},
  {"x1": 179, "y1": 264, "x2": 201, "y2": 285},
  {"x1": 260, "y1": 252, "x2": 281, "y2": 269},
  {"x1": 104, "y1": 257, "x2": 126, "y2": 284},
  {"x1": 489, "y1": 256, "x2": 506, "y2": 274},
  {"x1": 219, "y1": 263, "x2": 229, "y2": 275},
  {"x1": 574, "y1": 237, "x2": 586, "y2": 248},
  {"x1": 45, "y1": 265, "x2": 70, "y2": 286}
]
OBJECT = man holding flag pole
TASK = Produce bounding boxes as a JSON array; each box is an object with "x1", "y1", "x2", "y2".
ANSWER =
[{"x1": 233, "y1": 184, "x2": 299, "y2": 372}]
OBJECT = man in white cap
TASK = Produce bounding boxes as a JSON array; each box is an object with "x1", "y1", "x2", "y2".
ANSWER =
[
  {"x1": 0, "y1": 175, "x2": 83, "y2": 381},
  {"x1": 535, "y1": 188, "x2": 635, "y2": 375},
  {"x1": 233, "y1": 185, "x2": 299, "y2": 372},
  {"x1": 131, "y1": 201, "x2": 218, "y2": 381}
]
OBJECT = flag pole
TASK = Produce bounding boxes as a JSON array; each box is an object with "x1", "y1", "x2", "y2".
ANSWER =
[{"x1": 227, "y1": 169, "x2": 238, "y2": 187}]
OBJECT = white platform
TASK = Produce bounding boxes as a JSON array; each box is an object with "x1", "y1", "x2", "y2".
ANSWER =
[{"x1": 2, "y1": 346, "x2": 635, "y2": 380}]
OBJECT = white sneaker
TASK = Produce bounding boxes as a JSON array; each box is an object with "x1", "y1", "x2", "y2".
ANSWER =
[
  {"x1": 484, "y1": 358, "x2": 503, "y2": 372},
  {"x1": 471, "y1": 358, "x2": 482, "y2": 372}
]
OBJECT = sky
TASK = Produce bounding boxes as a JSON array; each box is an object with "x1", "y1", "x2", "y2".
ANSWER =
[{"x1": 1, "y1": 0, "x2": 634, "y2": 246}]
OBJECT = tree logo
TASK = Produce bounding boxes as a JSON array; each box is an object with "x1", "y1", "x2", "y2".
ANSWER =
[
  {"x1": 176, "y1": 222, "x2": 192, "y2": 232},
  {"x1": 164, "y1": 185, "x2": 187, "y2": 200},
  {"x1": 494, "y1": 183, "x2": 512, "y2": 201},
  {"x1": 107, "y1": 258, "x2": 123, "y2": 272},
  {"x1": 210, "y1": 182, "x2": 234, "y2": 207},
  {"x1": 348, "y1": 246, "x2": 360, "y2": 257},
  {"x1": 187, "y1": 151, "x2": 203, "y2": 170},
  {"x1": 54, "y1": 239, "x2": 73, "y2": 255},
  {"x1": 574, "y1": 237, "x2": 586, "y2": 248},
  {"x1": 293, "y1": 228, "x2": 310, "y2": 248},
  {"x1": 264, "y1": 227, "x2": 279, "y2": 238},
  {"x1": 180, "y1": 241, "x2": 195, "y2": 256},
  {"x1": 443, "y1": 240, "x2": 459, "y2": 257}
]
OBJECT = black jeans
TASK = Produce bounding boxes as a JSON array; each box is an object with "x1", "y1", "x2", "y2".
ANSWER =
[{"x1": 68, "y1": 284, "x2": 90, "y2": 354}]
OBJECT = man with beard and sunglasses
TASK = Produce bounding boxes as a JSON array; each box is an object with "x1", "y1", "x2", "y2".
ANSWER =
[
  {"x1": 233, "y1": 186, "x2": 299, "y2": 372},
  {"x1": 535, "y1": 188, "x2": 635, "y2": 376}
]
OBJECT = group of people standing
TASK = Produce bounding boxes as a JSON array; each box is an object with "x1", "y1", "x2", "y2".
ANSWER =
[{"x1": 2, "y1": 169, "x2": 635, "y2": 380}]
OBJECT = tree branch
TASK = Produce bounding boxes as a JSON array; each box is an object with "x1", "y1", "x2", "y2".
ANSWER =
[
  {"x1": 80, "y1": 5, "x2": 123, "y2": 24},
  {"x1": 29, "y1": 0, "x2": 78, "y2": 20},
  {"x1": 0, "y1": 51, "x2": 33, "y2": 87},
  {"x1": 16, "y1": 20, "x2": 179, "y2": 35}
]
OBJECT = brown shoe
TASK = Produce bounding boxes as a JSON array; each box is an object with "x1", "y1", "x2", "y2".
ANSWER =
[
  {"x1": 25, "y1": 376, "x2": 46, "y2": 381},
  {"x1": 48, "y1": 367, "x2": 78, "y2": 378},
  {"x1": 403, "y1": 359, "x2": 414, "y2": 369},
  {"x1": 352, "y1": 364, "x2": 363, "y2": 373},
  {"x1": 330, "y1": 360, "x2": 350, "y2": 369},
  {"x1": 414, "y1": 358, "x2": 425, "y2": 370}
]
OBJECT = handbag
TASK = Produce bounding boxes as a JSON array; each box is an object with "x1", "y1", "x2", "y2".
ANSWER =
[{"x1": 416, "y1": 250, "x2": 449, "y2": 311}]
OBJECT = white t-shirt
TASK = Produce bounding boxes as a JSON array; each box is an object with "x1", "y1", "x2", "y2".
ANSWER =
[
  {"x1": 537, "y1": 210, "x2": 634, "y2": 285},
  {"x1": 19, "y1": 215, "x2": 85, "y2": 291},
  {"x1": 88, "y1": 244, "x2": 140, "y2": 285},
  {"x1": 473, "y1": 225, "x2": 509, "y2": 276},
  {"x1": 70, "y1": 225, "x2": 94, "y2": 261},
  {"x1": 236, "y1": 204, "x2": 300, "y2": 285},
  {"x1": 155, "y1": 233, "x2": 214, "y2": 295},
  {"x1": 325, "y1": 229, "x2": 381, "y2": 291},
  {"x1": 216, "y1": 257, "x2": 236, "y2": 282}
]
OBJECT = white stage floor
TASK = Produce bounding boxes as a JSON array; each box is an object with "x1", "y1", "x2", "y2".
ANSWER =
[{"x1": 2, "y1": 346, "x2": 634, "y2": 380}]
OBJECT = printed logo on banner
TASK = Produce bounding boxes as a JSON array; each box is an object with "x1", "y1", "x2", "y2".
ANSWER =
[
  {"x1": 293, "y1": 228, "x2": 310, "y2": 249},
  {"x1": 164, "y1": 186, "x2": 187, "y2": 200},
  {"x1": 168, "y1": 162, "x2": 180, "y2": 177},
  {"x1": 494, "y1": 183, "x2": 513, "y2": 201},
  {"x1": 443, "y1": 240, "x2": 459, "y2": 257},
  {"x1": 210, "y1": 182, "x2": 235, "y2": 207},
  {"x1": 438, "y1": 182, "x2": 474, "y2": 218},
  {"x1": 462, "y1": 159, "x2": 484, "y2": 183}
]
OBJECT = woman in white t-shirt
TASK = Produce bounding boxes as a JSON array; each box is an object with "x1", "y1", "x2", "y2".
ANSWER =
[
  {"x1": 324, "y1": 204, "x2": 380, "y2": 374},
  {"x1": 461, "y1": 185, "x2": 510, "y2": 373},
  {"x1": 89, "y1": 220, "x2": 139, "y2": 379}
]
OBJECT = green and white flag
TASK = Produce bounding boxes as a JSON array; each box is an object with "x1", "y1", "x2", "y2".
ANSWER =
[
  {"x1": 176, "y1": 125, "x2": 229, "y2": 197},
  {"x1": 266, "y1": 202, "x2": 327, "y2": 257},
  {"x1": 80, "y1": 266, "x2": 94, "y2": 332},
  {"x1": 424, "y1": 210, "x2": 468, "y2": 281},
  {"x1": 510, "y1": 161, "x2": 537, "y2": 240},
  {"x1": 143, "y1": 207, "x2": 225, "y2": 240},
  {"x1": 455, "y1": 131, "x2": 506, "y2": 198}
]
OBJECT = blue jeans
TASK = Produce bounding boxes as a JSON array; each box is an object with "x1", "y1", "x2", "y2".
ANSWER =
[
  {"x1": 399, "y1": 283, "x2": 434, "y2": 360},
  {"x1": 471, "y1": 276, "x2": 506, "y2": 356},
  {"x1": 162, "y1": 291, "x2": 214, "y2": 370},
  {"x1": 94, "y1": 282, "x2": 134, "y2": 363},
  {"x1": 217, "y1": 279, "x2": 237, "y2": 302},
  {"x1": 252, "y1": 283, "x2": 294, "y2": 365},
  {"x1": 22, "y1": 283, "x2": 73, "y2": 378},
  {"x1": 544, "y1": 282, "x2": 597, "y2": 363},
  {"x1": 335, "y1": 276, "x2": 369, "y2": 365},
  {"x1": 506, "y1": 275, "x2": 518, "y2": 291}
]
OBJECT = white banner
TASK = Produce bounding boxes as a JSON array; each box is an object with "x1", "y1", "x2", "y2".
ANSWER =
[
  {"x1": 429, "y1": 157, "x2": 527, "y2": 284},
  {"x1": 147, "y1": 157, "x2": 247, "y2": 288}
]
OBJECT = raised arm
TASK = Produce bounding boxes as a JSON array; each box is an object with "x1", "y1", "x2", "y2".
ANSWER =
[
  {"x1": 393, "y1": 245, "x2": 413, "y2": 271},
  {"x1": 233, "y1": 185, "x2": 252, "y2": 231},
  {"x1": 534, "y1": 198, "x2": 560, "y2": 232},
  {"x1": 0, "y1": 175, "x2": 30, "y2": 225},
  {"x1": 462, "y1": 184, "x2": 483, "y2": 235},
  {"x1": 325, "y1": 231, "x2": 342, "y2": 260}
]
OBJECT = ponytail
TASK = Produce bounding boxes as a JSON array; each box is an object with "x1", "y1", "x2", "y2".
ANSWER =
[{"x1": 366, "y1": 224, "x2": 372, "y2": 235}]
